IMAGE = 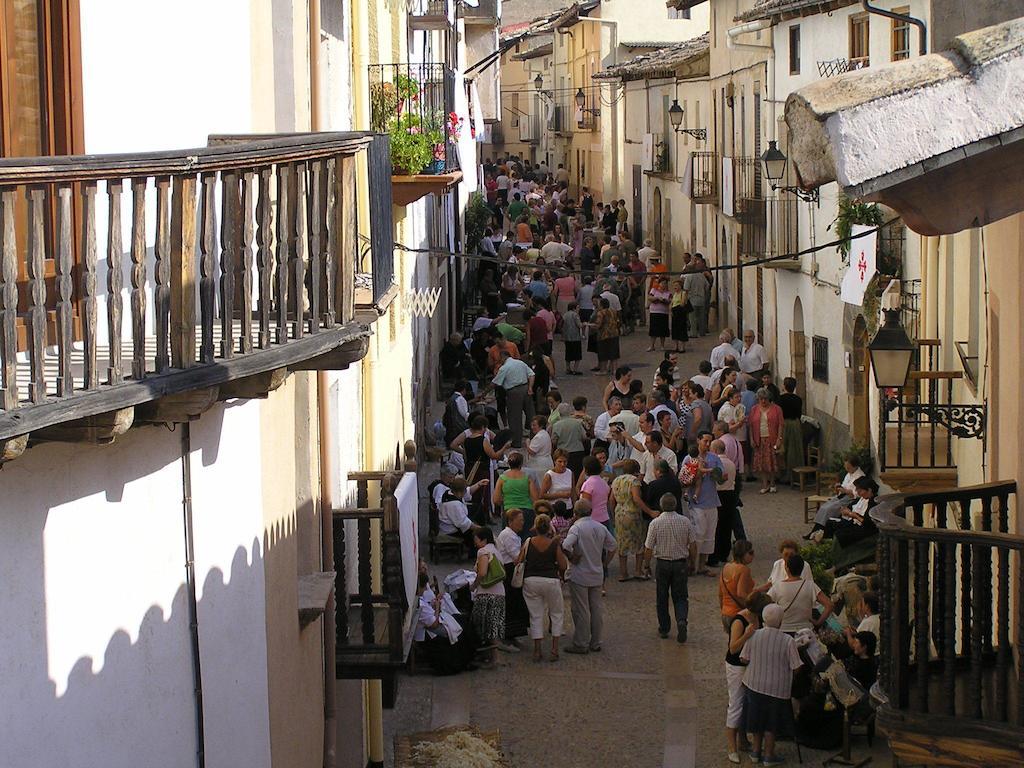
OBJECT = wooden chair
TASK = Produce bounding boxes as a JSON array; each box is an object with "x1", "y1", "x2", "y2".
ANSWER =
[
  {"x1": 791, "y1": 445, "x2": 822, "y2": 492},
  {"x1": 805, "y1": 494, "x2": 830, "y2": 524},
  {"x1": 428, "y1": 490, "x2": 466, "y2": 563}
]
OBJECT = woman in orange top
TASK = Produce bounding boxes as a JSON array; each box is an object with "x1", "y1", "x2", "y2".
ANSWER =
[{"x1": 718, "y1": 539, "x2": 755, "y2": 632}]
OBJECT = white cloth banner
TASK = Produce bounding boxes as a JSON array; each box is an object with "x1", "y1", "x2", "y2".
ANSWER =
[
  {"x1": 840, "y1": 225, "x2": 878, "y2": 306},
  {"x1": 721, "y1": 156, "x2": 734, "y2": 217},
  {"x1": 681, "y1": 151, "x2": 694, "y2": 198},
  {"x1": 470, "y1": 82, "x2": 485, "y2": 141},
  {"x1": 643, "y1": 133, "x2": 654, "y2": 171},
  {"x1": 395, "y1": 472, "x2": 420, "y2": 610}
]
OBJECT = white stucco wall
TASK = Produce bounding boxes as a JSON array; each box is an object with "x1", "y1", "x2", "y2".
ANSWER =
[{"x1": 0, "y1": 429, "x2": 195, "y2": 768}]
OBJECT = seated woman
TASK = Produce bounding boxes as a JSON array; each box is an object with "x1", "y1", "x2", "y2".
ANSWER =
[
  {"x1": 823, "y1": 476, "x2": 879, "y2": 548},
  {"x1": 805, "y1": 454, "x2": 865, "y2": 539},
  {"x1": 844, "y1": 631, "x2": 879, "y2": 690},
  {"x1": 768, "y1": 553, "x2": 834, "y2": 634},
  {"x1": 415, "y1": 572, "x2": 479, "y2": 675}
]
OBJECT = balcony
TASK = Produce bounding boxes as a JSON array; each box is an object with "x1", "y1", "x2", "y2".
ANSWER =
[
  {"x1": 644, "y1": 133, "x2": 673, "y2": 179},
  {"x1": 459, "y1": 0, "x2": 499, "y2": 25},
  {"x1": 0, "y1": 132, "x2": 392, "y2": 453},
  {"x1": 407, "y1": 0, "x2": 453, "y2": 31},
  {"x1": 872, "y1": 482, "x2": 1024, "y2": 766},
  {"x1": 369, "y1": 63, "x2": 463, "y2": 206},
  {"x1": 763, "y1": 197, "x2": 802, "y2": 270},
  {"x1": 333, "y1": 471, "x2": 419, "y2": 695},
  {"x1": 690, "y1": 151, "x2": 718, "y2": 204}
]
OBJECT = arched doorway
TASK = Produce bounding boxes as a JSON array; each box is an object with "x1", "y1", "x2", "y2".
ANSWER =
[
  {"x1": 851, "y1": 316, "x2": 871, "y2": 445},
  {"x1": 791, "y1": 297, "x2": 806, "y2": 400},
  {"x1": 652, "y1": 187, "x2": 663, "y2": 254}
]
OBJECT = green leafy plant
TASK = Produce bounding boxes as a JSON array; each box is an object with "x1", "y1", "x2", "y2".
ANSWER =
[
  {"x1": 388, "y1": 122, "x2": 434, "y2": 175},
  {"x1": 370, "y1": 82, "x2": 398, "y2": 133},
  {"x1": 655, "y1": 141, "x2": 670, "y2": 173},
  {"x1": 800, "y1": 538, "x2": 837, "y2": 596},
  {"x1": 834, "y1": 195, "x2": 883, "y2": 260},
  {"x1": 465, "y1": 192, "x2": 491, "y2": 255},
  {"x1": 829, "y1": 442, "x2": 874, "y2": 475}
]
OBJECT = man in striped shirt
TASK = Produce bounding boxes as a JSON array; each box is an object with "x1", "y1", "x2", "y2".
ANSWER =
[
  {"x1": 740, "y1": 603, "x2": 804, "y2": 765},
  {"x1": 643, "y1": 494, "x2": 697, "y2": 643}
]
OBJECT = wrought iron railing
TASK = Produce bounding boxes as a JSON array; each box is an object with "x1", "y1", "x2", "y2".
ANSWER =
[
  {"x1": 691, "y1": 151, "x2": 718, "y2": 203},
  {"x1": 0, "y1": 132, "x2": 389, "y2": 442},
  {"x1": 873, "y1": 483, "x2": 1024, "y2": 757},
  {"x1": 369, "y1": 62, "x2": 458, "y2": 175},
  {"x1": 817, "y1": 58, "x2": 868, "y2": 77},
  {"x1": 735, "y1": 156, "x2": 764, "y2": 206},
  {"x1": 901, "y1": 278, "x2": 921, "y2": 343}
]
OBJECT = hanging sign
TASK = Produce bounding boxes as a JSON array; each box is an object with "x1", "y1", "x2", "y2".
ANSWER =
[{"x1": 840, "y1": 224, "x2": 878, "y2": 306}]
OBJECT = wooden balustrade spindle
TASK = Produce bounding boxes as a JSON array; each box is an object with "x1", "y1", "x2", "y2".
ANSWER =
[
  {"x1": 105, "y1": 180, "x2": 124, "y2": 385},
  {"x1": 338, "y1": 154, "x2": 357, "y2": 324},
  {"x1": 275, "y1": 164, "x2": 291, "y2": 343},
  {"x1": 942, "y1": 541, "x2": 956, "y2": 716},
  {"x1": 256, "y1": 167, "x2": 273, "y2": 349},
  {"x1": 322, "y1": 158, "x2": 337, "y2": 327},
  {"x1": 914, "y1": 539, "x2": 930, "y2": 712},
  {"x1": 55, "y1": 186, "x2": 75, "y2": 395},
  {"x1": 358, "y1": 516, "x2": 374, "y2": 644},
  {"x1": 292, "y1": 162, "x2": 307, "y2": 340},
  {"x1": 199, "y1": 173, "x2": 217, "y2": 363},
  {"x1": 334, "y1": 512, "x2": 349, "y2": 647},
  {"x1": 307, "y1": 160, "x2": 323, "y2": 334},
  {"x1": 26, "y1": 186, "x2": 48, "y2": 401},
  {"x1": 961, "y1": 508, "x2": 973, "y2": 659},
  {"x1": 0, "y1": 190, "x2": 18, "y2": 408},
  {"x1": 895, "y1": 538, "x2": 911, "y2": 708},
  {"x1": 219, "y1": 171, "x2": 239, "y2": 359},
  {"x1": 878, "y1": 533, "x2": 892, "y2": 694},
  {"x1": 81, "y1": 182, "x2": 100, "y2": 387},
  {"x1": 1017, "y1": 548, "x2": 1024, "y2": 727},
  {"x1": 170, "y1": 175, "x2": 197, "y2": 369},
  {"x1": 154, "y1": 178, "x2": 171, "y2": 372},
  {"x1": 130, "y1": 178, "x2": 148, "y2": 379},
  {"x1": 996, "y1": 545, "x2": 1010, "y2": 722},
  {"x1": 239, "y1": 172, "x2": 255, "y2": 354},
  {"x1": 970, "y1": 544, "x2": 984, "y2": 719}
]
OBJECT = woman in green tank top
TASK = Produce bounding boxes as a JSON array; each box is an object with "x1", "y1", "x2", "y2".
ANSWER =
[{"x1": 492, "y1": 451, "x2": 539, "y2": 539}]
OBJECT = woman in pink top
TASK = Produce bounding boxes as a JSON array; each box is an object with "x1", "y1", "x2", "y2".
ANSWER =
[
  {"x1": 576, "y1": 455, "x2": 611, "y2": 526},
  {"x1": 553, "y1": 271, "x2": 577, "y2": 316},
  {"x1": 748, "y1": 388, "x2": 784, "y2": 495}
]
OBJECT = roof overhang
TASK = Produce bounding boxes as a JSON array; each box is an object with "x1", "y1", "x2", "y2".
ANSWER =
[
  {"x1": 511, "y1": 40, "x2": 553, "y2": 61},
  {"x1": 666, "y1": 0, "x2": 707, "y2": 10},
  {"x1": 735, "y1": 0, "x2": 857, "y2": 25},
  {"x1": 785, "y1": 16, "x2": 1024, "y2": 235}
]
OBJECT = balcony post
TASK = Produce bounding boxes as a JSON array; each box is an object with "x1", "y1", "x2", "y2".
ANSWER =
[
  {"x1": 381, "y1": 473, "x2": 405, "y2": 662},
  {"x1": 171, "y1": 175, "x2": 198, "y2": 369}
]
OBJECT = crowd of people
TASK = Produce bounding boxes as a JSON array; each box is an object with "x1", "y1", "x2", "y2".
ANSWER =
[{"x1": 423, "y1": 158, "x2": 884, "y2": 763}]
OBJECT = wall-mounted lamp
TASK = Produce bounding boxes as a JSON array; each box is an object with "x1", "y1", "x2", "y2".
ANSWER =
[
  {"x1": 668, "y1": 99, "x2": 706, "y2": 141},
  {"x1": 760, "y1": 140, "x2": 819, "y2": 204}
]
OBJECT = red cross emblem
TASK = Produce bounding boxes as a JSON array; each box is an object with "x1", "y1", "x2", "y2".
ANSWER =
[{"x1": 857, "y1": 252, "x2": 868, "y2": 281}]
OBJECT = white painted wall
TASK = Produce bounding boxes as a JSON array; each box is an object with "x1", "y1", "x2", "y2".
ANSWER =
[
  {"x1": 0, "y1": 429, "x2": 195, "y2": 768},
  {"x1": 600, "y1": 0, "x2": 709, "y2": 49}
]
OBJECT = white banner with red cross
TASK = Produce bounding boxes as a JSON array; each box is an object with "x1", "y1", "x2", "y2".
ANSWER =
[{"x1": 840, "y1": 224, "x2": 878, "y2": 306}]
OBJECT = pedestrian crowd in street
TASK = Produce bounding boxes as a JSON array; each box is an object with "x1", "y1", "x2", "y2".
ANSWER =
[{"x1": 421, "y1": 153, "x2": 885, "y2": 764}]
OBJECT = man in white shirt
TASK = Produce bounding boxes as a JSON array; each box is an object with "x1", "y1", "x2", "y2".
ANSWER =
[
  {"x1": 648, "y1": 390, "x2": 679, "y2": 431},
  {"x1": 554, "y1": 163, "x2": 570, "y2": 185},
  {"x1": 540, "y1": 234, "x2": 566, "y2": 263},
  {"x1": 739, "y1": 330, "x2": 769, "y2": 375},
  {"x1": 710, "y1": 330, "x2": 735, "y2": 370},
  {"x1": 438, "y1": 478, "x2": 479, "y2": 548},
  {"x1": 627, "y1": 412, "x2": 656, "y2": 461},
  {"x1": 599, "y1": 288, "x2": 622, "y2": 312},
  {"x1": 690, "y1": 361, "x2": 714, "y2": 394},
  {"x1": 637, "y1": 239, "x2": 657, "y2": 268},
  {"x1": 638, "y1": 432, "x2": 678, "y2": 482},
  {"x1": 594, "y1": 397, "x2": 626, "y2": 441}
]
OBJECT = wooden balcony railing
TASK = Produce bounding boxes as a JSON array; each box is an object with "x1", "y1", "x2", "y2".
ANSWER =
[
  {"x1": 333, "y1": 471, "x2": 417, "y2": 681},
  {"x1": 0, "y1": 132, "x2": 393, "y2": 446},
  {"x1": 873, "y1": 482, "x2": 1024, "y2": 765}
]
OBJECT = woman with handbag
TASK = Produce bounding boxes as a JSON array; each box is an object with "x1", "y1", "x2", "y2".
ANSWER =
[
  {"x1": 472, "y1": 527, "x2": 507, "y2": 668},
  {"x1": 670, "y1": 279, "x2": 690, "y2": 353},
  {"x1": 515, "y1": 513, "x2": 569, "y2": 662},
  {"x1": 718, "y1": 539, "x2": 756, "y2": 632}
]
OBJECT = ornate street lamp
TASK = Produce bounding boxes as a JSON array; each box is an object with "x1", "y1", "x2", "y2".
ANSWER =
[
  {"x1": 667, "y1": 99, "x2": 706, "y2": 141},
  {"x1": 760, "y1": 140, "x2": 819, "y2": 203},
  {"x1": 868, "y1": 308, "x2": 915, "y2": 389},
  {"x1": 574, "y1": 87, "x2": 600, "y2": 116},
  {"x1": 534, "y1": 73, "x2": 543, "y2": 92}
]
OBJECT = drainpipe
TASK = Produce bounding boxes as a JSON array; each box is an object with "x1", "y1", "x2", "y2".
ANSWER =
[
  {"x1": 861, "y1": 1, "x2": 926, "y2": 56},
  {"x1": 309, "y1": 0, "x2": 323, "y2": 131},
  {"x1": 180, "y1": 423, "x2": 206, "y2": 768}
]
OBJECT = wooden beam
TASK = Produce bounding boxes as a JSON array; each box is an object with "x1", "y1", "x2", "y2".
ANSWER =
[
  {"x1": 135, "y1": 387, "x2": 219, "y2": 424},
  {"x1": 298, "y1": 571, "x2": 336, "y2": 629},
  {"x1": 0, "y1": 323, "x2": 369, "y2": 442},
  {"x1": 0, "y1": 433, "x2": 28, "y2": 462},
  {"x1": 218, "y1": 368, "x2": 289, "y2": 401},
  {"x1": 287, "y1": 335, "x2": 369, "y2": 372},
  {"x1": 32, "y1": 407, "x2": 134, "y2": 445}
]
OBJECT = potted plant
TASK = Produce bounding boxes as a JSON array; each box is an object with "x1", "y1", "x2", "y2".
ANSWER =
[{"x1": 388, "y1": 119, "x2": 434, "y2": 176}]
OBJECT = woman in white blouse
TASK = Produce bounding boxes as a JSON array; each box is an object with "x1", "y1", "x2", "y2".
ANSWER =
[
  {"x1": 540, "y1": 449, "x2": 574, "y2": 502},
  {"x1": 524, "y1": 415, "x2": 554, "y2": 481},
  {"x1": 805, "y1": 454, "x2": 865, "y2": 538}
]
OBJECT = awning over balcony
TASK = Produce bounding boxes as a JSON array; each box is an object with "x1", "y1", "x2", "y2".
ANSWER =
[{"x1": 785, "y1": 17, "x2": 1024, "y2": 235}]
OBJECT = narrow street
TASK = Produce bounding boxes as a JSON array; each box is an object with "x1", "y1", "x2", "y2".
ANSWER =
[{"x1": 386, "y1": 328, "x2": 889, "y2": 767}]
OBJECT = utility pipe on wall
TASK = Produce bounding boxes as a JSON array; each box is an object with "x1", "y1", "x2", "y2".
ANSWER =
[
  {"x1": 180, "y1": 423, "x2": 206, "y2": 768},
  {"x1": 726, "y1": 19, "x2": 774, "y2": 142},
  {"x1": 861, "y1": 0, "x2": 927, "y2": 56}
]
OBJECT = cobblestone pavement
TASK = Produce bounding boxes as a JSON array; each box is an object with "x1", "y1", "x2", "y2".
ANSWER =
[{"x1": 385, "y1": 325, "x2": 891, "y2": 767}]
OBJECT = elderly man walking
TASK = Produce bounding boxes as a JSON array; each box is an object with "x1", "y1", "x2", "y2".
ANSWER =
[
  {"x1": 491, "y1": 350, "x2": 535, "y2": 448},
  {"x1": 644, "y1": 494, "x2": 697, "y2": 643},
  {"x1": 562, "y1": 499, "x2": 617, "y2": 654}
]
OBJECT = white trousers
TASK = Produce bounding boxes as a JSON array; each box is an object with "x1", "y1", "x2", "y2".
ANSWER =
[
  {"x1": 726, "y1": 662, "x2": 746, "y2": 728},
  {"x1": 523, "y1": 576, "x2": 565, "y2": 640},
  {"x1": 691, "y1": 506, "x2": 718, "y2": 555}
]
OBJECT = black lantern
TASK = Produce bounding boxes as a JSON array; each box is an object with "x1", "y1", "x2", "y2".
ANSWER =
[
  {"x1": 868, "y1": 308, "x2": 915, "y2": 389},
  {"x1": 534, "y1": 73, "x2": 543, "y2": 92},
  {"x1": 668, "y1": 99, "x2": 684, "y2": 129},
  {"x1": 760, "y1": 140, "x2": 788, "y2": 186},
  {"x1": 575, "y1": 88, "x2": 586, "y2": 108}
]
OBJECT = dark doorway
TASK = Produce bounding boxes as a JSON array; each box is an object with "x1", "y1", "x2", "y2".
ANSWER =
[{"x1": 632, "y1": 163, "x2": 643, "y2": 243}]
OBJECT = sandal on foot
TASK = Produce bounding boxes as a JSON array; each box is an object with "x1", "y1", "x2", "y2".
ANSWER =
[
  {"x1": 618, "y1": 575, "x2": 632, "y2": 582},
  {"x1": 549, "y1": 652, "x2": 560, "y2": 662}
]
